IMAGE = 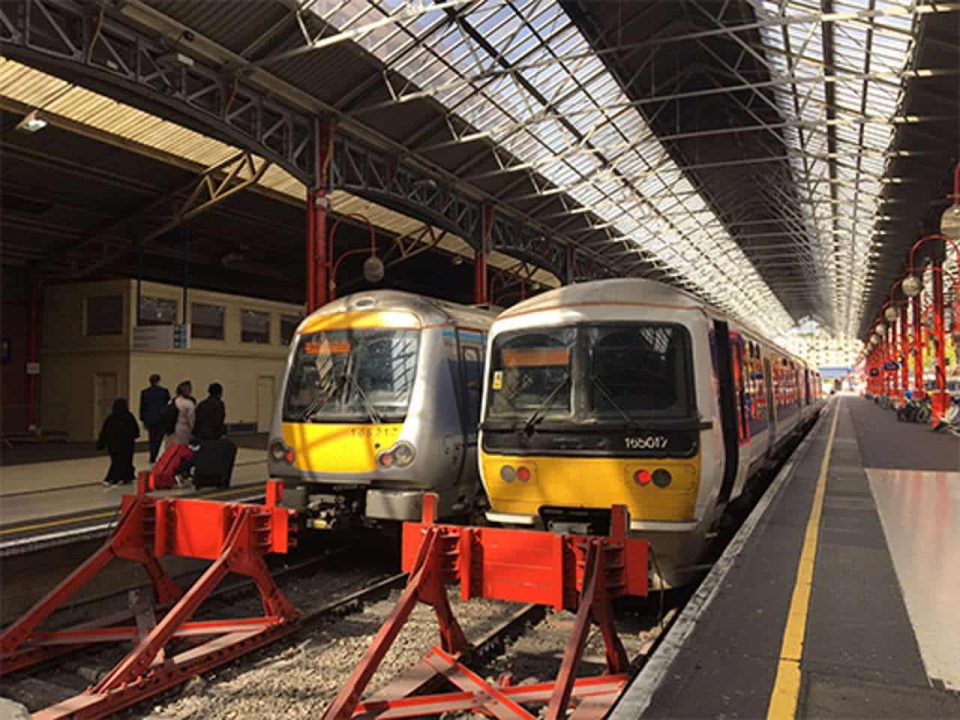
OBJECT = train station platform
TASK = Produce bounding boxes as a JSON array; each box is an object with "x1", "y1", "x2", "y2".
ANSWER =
[
  {"x1": 0, "y1": 446, "x2": 269, "y2": 555},
  {"x1": 614, "y1": 395, "x2": 960, "y2": 719}
]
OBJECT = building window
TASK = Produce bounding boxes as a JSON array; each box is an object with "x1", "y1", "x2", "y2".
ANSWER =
[
  {"x1": 241, "y1": 310, "x2": 270, "y2": 344},
  {"x1": 139, "y1": 296, "x2": 178, "y2": 326},
  {"x1": 86, "y1": 295, "x2": 123, "y2": 336},
  {"x1": 191, "y1": 303, "x2": 224, "y2": 340},
  {"x1": 280, "y1": 314, "x2": 302, "y2": 346}
]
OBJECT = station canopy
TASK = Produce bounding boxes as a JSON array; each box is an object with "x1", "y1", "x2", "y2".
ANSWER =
[{"x1": 2, "y1": 0, "x2": 956, "y2": 343}]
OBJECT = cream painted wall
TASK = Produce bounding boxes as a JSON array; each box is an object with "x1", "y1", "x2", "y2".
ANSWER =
[
  {"x1": 41, "y1": 281, "x2": 133, "y2": 440},
  {"x1": 41, "y1": 280, "x2": 302, "y2": 441}
]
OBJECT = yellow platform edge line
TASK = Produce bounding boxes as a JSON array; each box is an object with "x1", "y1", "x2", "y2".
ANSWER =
[{"x1": 766, "y1": 402, "x2": 841, "y2": 719}]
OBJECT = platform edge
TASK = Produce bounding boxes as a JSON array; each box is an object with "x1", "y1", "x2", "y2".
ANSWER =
[{"x1": 609, "y1": 400, "x2": 835, "y2": 719}]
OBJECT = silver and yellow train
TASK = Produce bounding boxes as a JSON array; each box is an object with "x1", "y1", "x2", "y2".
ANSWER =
[
  {"x1": 478, "y1": 278, "x2": 824, "y2": 588},
  {"x1": 268, "y1": 290, "x2": 496, "y2": 529}
]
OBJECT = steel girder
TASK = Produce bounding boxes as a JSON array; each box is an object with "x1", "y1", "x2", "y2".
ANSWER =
[
  {"x1": 0, "y1": 0, "x2": 315, "y2": 182},
  {"x1": 331, "y1": 135, "x2": 597, "y2": 283},
  {"x1": 0, "y1": 0, "x2": 617, "y2": 286}
]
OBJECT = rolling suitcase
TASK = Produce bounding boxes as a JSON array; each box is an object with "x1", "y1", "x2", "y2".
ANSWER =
[
  {"x1": 193, "y1": 438, "x2": 237, "y2": 489},
  {"x1": 151, "y1": 444, "x2": 193, "y2": 490}
]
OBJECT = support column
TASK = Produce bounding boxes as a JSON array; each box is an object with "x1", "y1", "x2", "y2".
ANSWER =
[
  {"x1": 883, "y1": 328, "x2": 891, "y2": 399},
  {"x1": 899, "y1": 304, "x2": 909, "y2": 402},
  {"x1": 307, "y1": 119, "x2": 334, "y2": 312},
  {"x1": 565, "y1": 246, "x2": 576, "y2": 285},
  {"x1": 931, "y1": 260, "x2": 948, "y2": 421},
  {"x1": 25, "y1": 276, "x2": 40, "y2": 432},
  {"x1": 912, "y1": 294, "x2": 924, "y2": 399},
  {"x1": 475, "y1": 204, "x2": 492, "y2": 305},
  {"x1": 889, "y1": 320, "x2": 900, "y2": 401}
]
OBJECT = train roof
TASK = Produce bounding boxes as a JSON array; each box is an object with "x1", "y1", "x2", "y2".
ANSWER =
[
  {"x1": 497, "y1": 278, "x2": 707, "y2": 319},
  {"x1": 494, "y1": 278, "x2": 810, "y2": 368},
  {"x1": 299, "y1": 290, "x2": 497, "y2": 330}
]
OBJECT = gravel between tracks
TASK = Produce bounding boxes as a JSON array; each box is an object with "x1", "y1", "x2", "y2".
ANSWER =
[{"x1": 141, "y1": 591, "x2": 515, "y2": 720}]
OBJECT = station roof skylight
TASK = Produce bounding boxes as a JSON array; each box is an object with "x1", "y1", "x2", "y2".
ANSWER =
[
  {"x1": 309, "y1": 0, "x2": 797, "y2": 334},
  {"x1": 751, "y1": 0, "x2": 917, "y2": 337}
]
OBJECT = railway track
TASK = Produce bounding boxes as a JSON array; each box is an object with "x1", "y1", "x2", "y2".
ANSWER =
[
  {"x1": 0, "y1": 534, "x2": 686, "y2": 719},
  {"x1": 0, "y1": 533, "x2": 403, "y2": 716},
  {"x1": 1, "y1": 421, "x2": 814, "y2": 719}
]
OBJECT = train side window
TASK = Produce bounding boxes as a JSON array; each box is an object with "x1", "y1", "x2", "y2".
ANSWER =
[{"x1": 462, "y1": 345, "x2": 483, "y2": 420}]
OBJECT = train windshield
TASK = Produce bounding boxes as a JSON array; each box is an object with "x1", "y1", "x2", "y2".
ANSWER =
[
  {"x1": 486, "y1": 327, "x2": 575, "y2": 422},
  {"x1": 585, "y1": 324, "x2": 691, "y2": 419},
  {"x1": 283, "y1": 329, "x2": 419, "y2": 423},
  {"x1": 485, "y1": 323, "x2": 692, "y2": 426}
]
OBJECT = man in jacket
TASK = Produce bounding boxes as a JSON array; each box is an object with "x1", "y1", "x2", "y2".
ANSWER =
[
  {"x1": 139, "y1": 374, "x2": 170, "y2": 462},
  {"x1": 194, "y1": 382, "x2": 227, "y2": 442}
]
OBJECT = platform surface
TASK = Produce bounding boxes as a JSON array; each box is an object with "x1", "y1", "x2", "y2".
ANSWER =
[
  {"x1": 0, "y1": 447, "x2": 268, "y2": 547},
  {"x1": 613, "y1": 395, "x2": 960, "y2": 719}
]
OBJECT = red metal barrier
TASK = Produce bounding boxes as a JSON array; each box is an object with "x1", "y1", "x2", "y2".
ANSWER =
[
  {"x1": 322, "y1": 494, "x2": 648, "y2": 720},
  {"x1": 0, "y1": 476, "x2": 299, "y2": 719}
]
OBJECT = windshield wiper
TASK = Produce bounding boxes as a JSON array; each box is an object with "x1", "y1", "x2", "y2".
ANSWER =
[
  {"x1": 522, "y1": 374, "x2": 570, "y2": 435},
  {"x1": 301, "y1": 362, "x2": 342, "y2": 421},
  {"x1": 589, "y1": 374, "x2": 636, "y2": 428},
  {"x1": 342, "y1": 370, "x2": 383, "y2": 424}
]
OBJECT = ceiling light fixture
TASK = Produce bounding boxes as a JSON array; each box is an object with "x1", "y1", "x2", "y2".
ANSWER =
[{"x1": 15, "y1": 110, "x2": 47, "y2": 133}]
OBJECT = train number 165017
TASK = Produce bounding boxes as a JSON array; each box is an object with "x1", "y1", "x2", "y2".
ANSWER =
[{"x1": 624, "y1": 435, "x2": 669, "y2": 450}]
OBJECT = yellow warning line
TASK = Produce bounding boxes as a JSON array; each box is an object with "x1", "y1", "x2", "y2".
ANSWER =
[
  {"x1": 766, "y1": 401, "x2": 841, "y2": 719},
  {"x1": 0, "y1": 486, "x2": 260, "y2": 536}
]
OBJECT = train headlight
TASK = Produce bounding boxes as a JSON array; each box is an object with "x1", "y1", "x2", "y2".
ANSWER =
[
  {"x1": 500, "y1": 465, "x2": 516, "y2": 483},
  {"x1": 377, "y1": 442, "x2": 415, "y2": 468},
  {"x1": 392, "y1": 442, "x2": 415, "y2": 466},
  {"x1": 652, "y1": 469, "x2": 672, "y2": 488},
  {"x1": 633, "y1": 469, "x2": 652, "y2": 486},
  {"x1": 270, "y1": 441, "x2": 294, "y2": 464}
]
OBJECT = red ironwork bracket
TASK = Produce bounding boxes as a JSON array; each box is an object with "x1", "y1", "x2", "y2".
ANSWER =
[
  {"x1": 0, "y1": 477, "x2": 299, "y2": 719},
  {"x1": 322, "y1": 494, "x2": 648, "y2": 720}
]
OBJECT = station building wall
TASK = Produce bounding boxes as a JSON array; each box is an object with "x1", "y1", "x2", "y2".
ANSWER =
[
  {"x1": 1, "y1": 267, "x2": 31, "y2": 435},
  {"x1": 40, "y1": 280, "x2": 302, "y2": 441}
]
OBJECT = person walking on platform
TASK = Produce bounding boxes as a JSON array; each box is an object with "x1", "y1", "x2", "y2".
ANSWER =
[
  {"x1": 194, "y1": 383, "x2": 227, "y2": 441},
  {"x1": 164, "y1": 381, "x2": 197, "y2": 448},
  {"x1": 139, "y1": 374, "x2": 170, "y2": 463},
  {"x1": 97, "y1": 398, "x2": 140, "y2": 486},
  {"x1": 193, "y1": 383, "x2": 237, "y2": 489}
]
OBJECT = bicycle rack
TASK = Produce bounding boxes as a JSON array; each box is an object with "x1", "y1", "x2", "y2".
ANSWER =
[
  {"x1": 0, "y1": 475, "x2": 298, "y2": 719},
  {"x1": 322, "y1": 494, "x2": 649, "y2": 720}
]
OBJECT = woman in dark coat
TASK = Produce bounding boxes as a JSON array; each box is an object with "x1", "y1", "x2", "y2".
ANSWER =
[{"x1": 97, "y1": 398, "x2": 140, "y2": 486}]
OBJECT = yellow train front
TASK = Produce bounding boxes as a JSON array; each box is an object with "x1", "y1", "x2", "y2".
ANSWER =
[
  {"x1": 478, "y1": 279, "x2": 822, "y2": 588},
  {"x1": 268, "y1": 290, "x2": 495, "y2": 530}
]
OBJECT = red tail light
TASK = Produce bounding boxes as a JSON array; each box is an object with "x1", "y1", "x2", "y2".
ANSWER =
[
  {"x1": 634, "y1": 469, "x2": 652, "y2": 486},
  {"x1": 516, "y1": 466, "x2": 531, "y2": 482}
]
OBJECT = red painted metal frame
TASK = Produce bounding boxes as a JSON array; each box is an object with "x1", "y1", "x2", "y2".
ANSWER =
[
  {"x1": 0, "y1": 478, "x2": 299, "y2": 719},
  {"x1": 308, "y1": 118, "x2": 335, "y2": 312},
  {"x1": 322, "y1": 493, "x2": 648, "y2": 720}
]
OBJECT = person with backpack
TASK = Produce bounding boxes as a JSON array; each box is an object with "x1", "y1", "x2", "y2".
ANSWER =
[
  {"x1": 97, "y1": 398, "x2": 140, "y2": 486},
  {"x1": 139, "y1": 374, "x2": 170, "y2": 463}
]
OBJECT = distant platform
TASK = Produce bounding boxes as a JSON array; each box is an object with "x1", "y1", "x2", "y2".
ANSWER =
[{"x1": 0, "y1": 446, "x2": 268, "y2": 554}]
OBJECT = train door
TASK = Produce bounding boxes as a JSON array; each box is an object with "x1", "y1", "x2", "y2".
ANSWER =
[
  {"x1": 712, "y1": 321, "x2": 739, "y2": 505},
  {"x1": 732, "y1": 340, "x2": 750, "y2": 445},
  {"x1": 729, "y1": 335, "x2": 753, "y2": 499},
  {"x1": 93, "y1": 372, "x2": 118, "y2": 439}
]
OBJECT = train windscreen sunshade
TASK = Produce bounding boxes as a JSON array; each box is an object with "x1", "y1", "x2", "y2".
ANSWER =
[{"x1": 284, "y1": 329, "x2": 419, "y2": 423}]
